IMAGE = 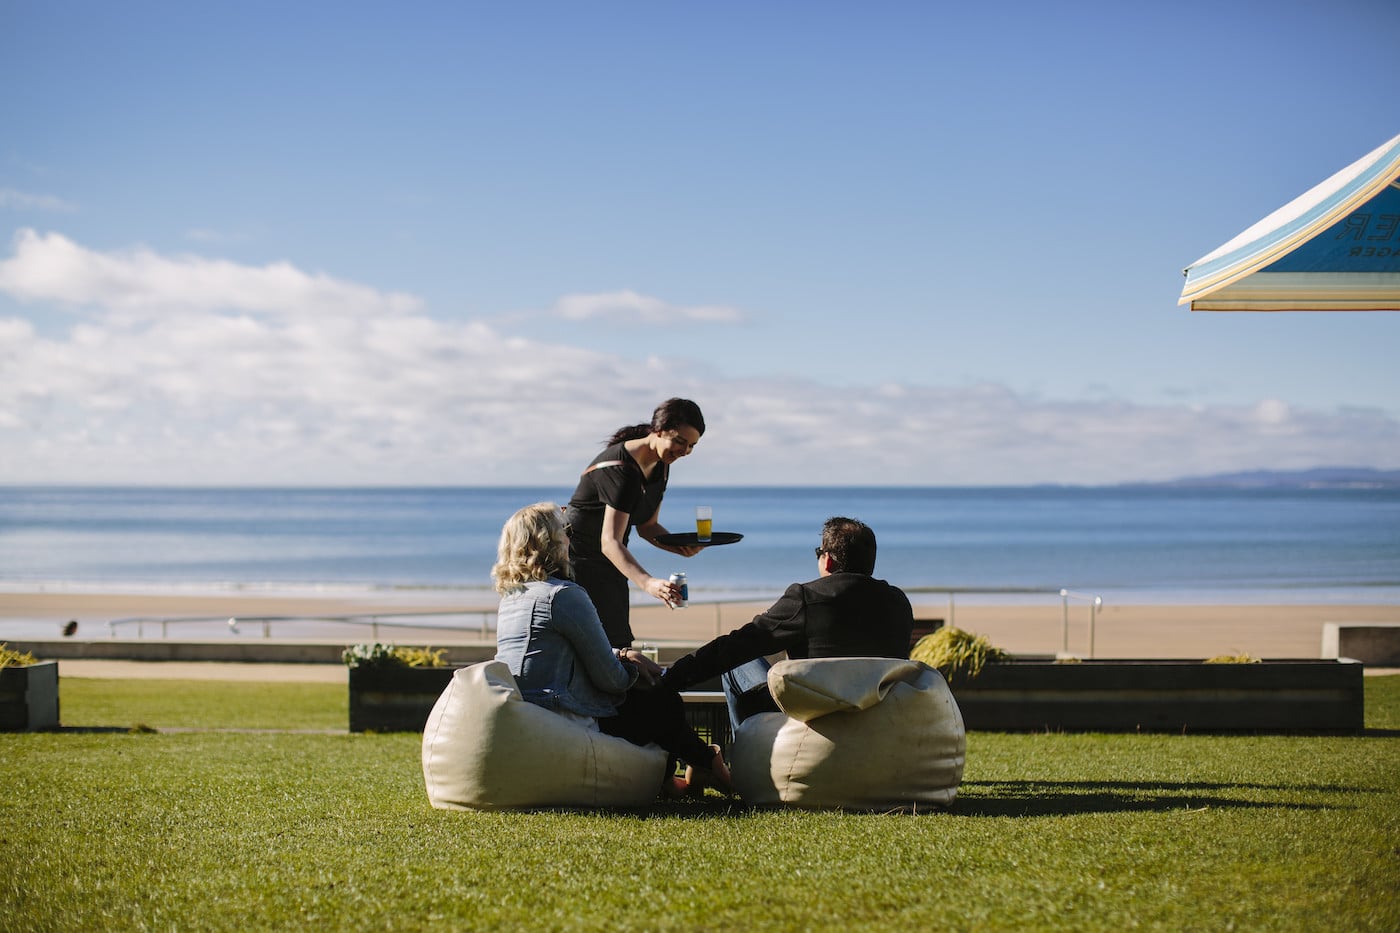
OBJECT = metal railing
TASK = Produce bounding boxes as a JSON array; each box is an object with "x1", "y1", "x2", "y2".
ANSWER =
[
  {"x1": 107, "y1": 609, "x2": 496, "y2": 641},
  {"x1": 904, "y1": 586, "x2": 1104, "y2": 657},
  {"x1": 676, "y1": 586, "x2": 1105, "y2": 655},
  {"x1": 1060, "y1": 589, "x2": 1105, "y2": 657},
  {"x1": 103, "y1": 586, "x2": 1105, "y2": 655}
]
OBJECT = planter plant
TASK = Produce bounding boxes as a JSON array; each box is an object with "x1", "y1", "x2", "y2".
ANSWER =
[
  {"x1": 344, "y1": 643, "x2": 455, "y2": 733},
  {"x1": 913, "y1": 629, "x2": 1363, "y2": 734},
  {"x1": 0, "y1": 644, "x2": 60, "y2": 732}
]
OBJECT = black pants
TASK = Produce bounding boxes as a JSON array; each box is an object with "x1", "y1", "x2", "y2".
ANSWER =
[
  {"x1": 598, "y1": 687, "x2": 713, "y2": 770},
  {"x1": 572, "y1": 557, "x2": 632, "y2": 648}
]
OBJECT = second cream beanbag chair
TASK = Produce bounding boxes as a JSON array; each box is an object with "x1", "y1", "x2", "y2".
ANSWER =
[
  {"x1": 728, "y1": 657, "x2": 966, "y2": 811},
  {"x1": 422, "y1": 661, "x2": 668, "y2": 811}
]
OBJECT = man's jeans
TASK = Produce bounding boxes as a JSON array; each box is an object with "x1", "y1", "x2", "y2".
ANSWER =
[{"x1": 720, "y1": 657, "x2": 781, "y2": 734}]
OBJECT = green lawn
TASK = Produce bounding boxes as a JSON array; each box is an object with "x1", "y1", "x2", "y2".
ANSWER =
[
  {"x1": 2, "y1": 676, "x2": 1397, "y2": 931},
  {"x1": 58, "y1": 676, "x2": 347, "y2": 732}
]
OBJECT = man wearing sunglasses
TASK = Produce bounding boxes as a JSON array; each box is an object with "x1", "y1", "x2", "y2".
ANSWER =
[{"x1": 660, "y1": 516, "x2": 913, "y2": 731}]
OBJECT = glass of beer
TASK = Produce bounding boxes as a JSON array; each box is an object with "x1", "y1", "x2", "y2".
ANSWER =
[{"x1": 695, "y1": 506, "x2": 712, "y2": 543}]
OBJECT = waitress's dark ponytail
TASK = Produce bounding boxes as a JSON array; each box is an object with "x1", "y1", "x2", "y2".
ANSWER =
[
  {"x1": 606, "y1": 398, "x2": 705, "y2": 445},
  {"x1": 606, "y1": 423, "x2": 651, "y2": 445}
]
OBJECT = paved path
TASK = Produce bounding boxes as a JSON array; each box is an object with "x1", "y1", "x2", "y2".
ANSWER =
[{"x1": 59, "y1": 659, "x2": 347, "y2": 682}]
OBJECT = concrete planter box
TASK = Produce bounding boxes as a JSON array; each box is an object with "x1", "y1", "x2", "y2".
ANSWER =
[
  {"x1": 348, "y1": 657, "x2": 1365, "y2": 735},
  {"x1": 349, "y1": 665, "x2": 456, "y2": 733},
  {"x1": 950, "y1": 659, "x2": 1363, "y2": 733},
  {"x1": 0, "y1": 660, "x2": 60, "y2": 732}
]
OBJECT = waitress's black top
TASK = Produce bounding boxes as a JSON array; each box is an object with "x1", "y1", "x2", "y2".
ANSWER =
[{"x1": 565, "y1": 441, "x2": 668, "y2": 567}]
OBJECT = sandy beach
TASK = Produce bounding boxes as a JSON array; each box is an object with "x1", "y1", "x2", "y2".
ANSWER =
[{"x1": 5, "y1": 589, "x2": 1398, "y2": 682}]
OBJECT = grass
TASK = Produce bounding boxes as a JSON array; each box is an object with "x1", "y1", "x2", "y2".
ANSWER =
[
  {"x1": 2, "y1": 676, "x2": 1397, "y2": 931},
  {"x1": 58, "y1": 677, "x2": 346, "y2": 732}
]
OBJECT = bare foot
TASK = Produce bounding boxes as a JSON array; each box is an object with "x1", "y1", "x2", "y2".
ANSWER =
[{"x1": 684, "y1": 745, "x2": 733, "y2": 796}]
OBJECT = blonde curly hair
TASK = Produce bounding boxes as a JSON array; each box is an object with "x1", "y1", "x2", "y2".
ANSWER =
[{"x1": 492, "y1": 502, "x2": 571, "y2": 595}]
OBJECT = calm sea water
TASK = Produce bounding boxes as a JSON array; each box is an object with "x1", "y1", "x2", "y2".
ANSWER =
[{"x1": 1, "y1": 486, "x2": 1398, "y2": 606}]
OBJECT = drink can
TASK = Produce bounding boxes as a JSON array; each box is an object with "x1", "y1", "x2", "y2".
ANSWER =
[{"x1": 668, "y1": 572, "x2": 689, "y2": 608}]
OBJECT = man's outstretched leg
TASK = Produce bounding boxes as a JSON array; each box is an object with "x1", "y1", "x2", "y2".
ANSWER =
[{"x1": 721, "y1": 657, "x2": 780, "y2": 733}]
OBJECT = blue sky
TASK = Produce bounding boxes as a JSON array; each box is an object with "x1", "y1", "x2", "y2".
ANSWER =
[{"x1": 2, "y1": 0, "x2": 1398, "y2": 486}]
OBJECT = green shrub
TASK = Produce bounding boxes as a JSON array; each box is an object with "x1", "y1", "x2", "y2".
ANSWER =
[
  {"x1": 910, "y1": 626, "x2": 1010, "y2": 684},
  {"x1": 341, "y1": 642, "x2": 448, "y2": 669},
  {"x1": 0, "y1": 644, "x2": 38, "y2": 672}
]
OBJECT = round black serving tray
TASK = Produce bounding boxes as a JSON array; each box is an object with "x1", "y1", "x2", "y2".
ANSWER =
[{"x1": 654, "y1": 531, "x2": 744, "y2": 547}]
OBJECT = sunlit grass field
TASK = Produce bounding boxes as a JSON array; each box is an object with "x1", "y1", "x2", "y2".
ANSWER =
[{"x1": 2, "y1": 676, "x2": 1397, "y2": 931}]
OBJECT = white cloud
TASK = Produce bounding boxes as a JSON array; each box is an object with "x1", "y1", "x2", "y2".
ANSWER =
[
  {"x1": 1, "y1": 232, "x2": 1397, "y2": 486},
  {"x1": 0, "y1": 189, "x2": 76, "y2": 213},
  {"x1": 0, "y1": 229, "x2": 421, "y2": 318},
  {"x1": 551, "y1": 289, "x2": 743, "y2": 324},
  {"x1": 184, "y1": 228, "x2": 248, "y2": 245},
  {"x1": 1252, "y1": 398, "x2": 1291, "y2": 426}
]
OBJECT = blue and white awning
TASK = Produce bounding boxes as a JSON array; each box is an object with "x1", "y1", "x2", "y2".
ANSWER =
[{"x1": 1180, "y1": 133, "x2": 1400, "y2": 311}]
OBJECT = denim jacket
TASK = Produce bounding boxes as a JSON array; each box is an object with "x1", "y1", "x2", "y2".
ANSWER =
[{"x1": 494, "y1": 577, "x2": 637, "y2": 718}]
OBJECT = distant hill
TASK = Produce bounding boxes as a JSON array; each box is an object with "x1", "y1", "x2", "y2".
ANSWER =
[{"x1": 1130, "y1": 467, "x2": 1400, "y2": 489}]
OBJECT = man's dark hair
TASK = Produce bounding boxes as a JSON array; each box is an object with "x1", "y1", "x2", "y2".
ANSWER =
[{"x1": 820, "y1": 516, "x2": 877, "y2": 575}]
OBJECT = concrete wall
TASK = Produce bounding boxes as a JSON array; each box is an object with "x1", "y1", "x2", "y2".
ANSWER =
[{"x1": 1321, "y1": 623, "x2": 1400, "y2": 666}]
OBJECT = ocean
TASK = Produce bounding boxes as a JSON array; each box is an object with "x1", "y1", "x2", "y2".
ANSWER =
[{"x1": 2, "y1": 485, "x2": 1398, "y2": 607}]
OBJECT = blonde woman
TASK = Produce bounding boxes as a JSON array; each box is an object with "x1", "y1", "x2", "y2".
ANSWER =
[{"x1": 492, "y1": 502, "x2": 730, "y2": 796}]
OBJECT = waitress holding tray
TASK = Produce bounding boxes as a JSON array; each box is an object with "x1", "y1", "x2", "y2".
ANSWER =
[{"x1": 564, "y1": 398, "x2": 706, "y2": 648}]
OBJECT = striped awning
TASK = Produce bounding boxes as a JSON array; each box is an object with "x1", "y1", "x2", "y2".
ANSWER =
[{"x1": 1180, "y1": 133, "x2": 1400, "y2": 311}]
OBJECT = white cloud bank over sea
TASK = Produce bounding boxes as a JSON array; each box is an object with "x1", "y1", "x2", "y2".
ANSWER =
[{"x1": 2, "y1": 229, "x2": 1397, "y2": 487}]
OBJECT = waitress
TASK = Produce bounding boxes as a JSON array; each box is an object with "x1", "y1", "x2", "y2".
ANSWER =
[{"x1": 565, "y1": 398, "x2": 705, "y2": 648}]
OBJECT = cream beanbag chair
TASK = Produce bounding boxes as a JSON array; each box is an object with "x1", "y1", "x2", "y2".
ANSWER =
[
  {"x1": 729, "y1": 657, "x2": 966, "y2": 811},
  {"x1": 422, "y1": 661, "x2": 668, "y2": 810}
]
